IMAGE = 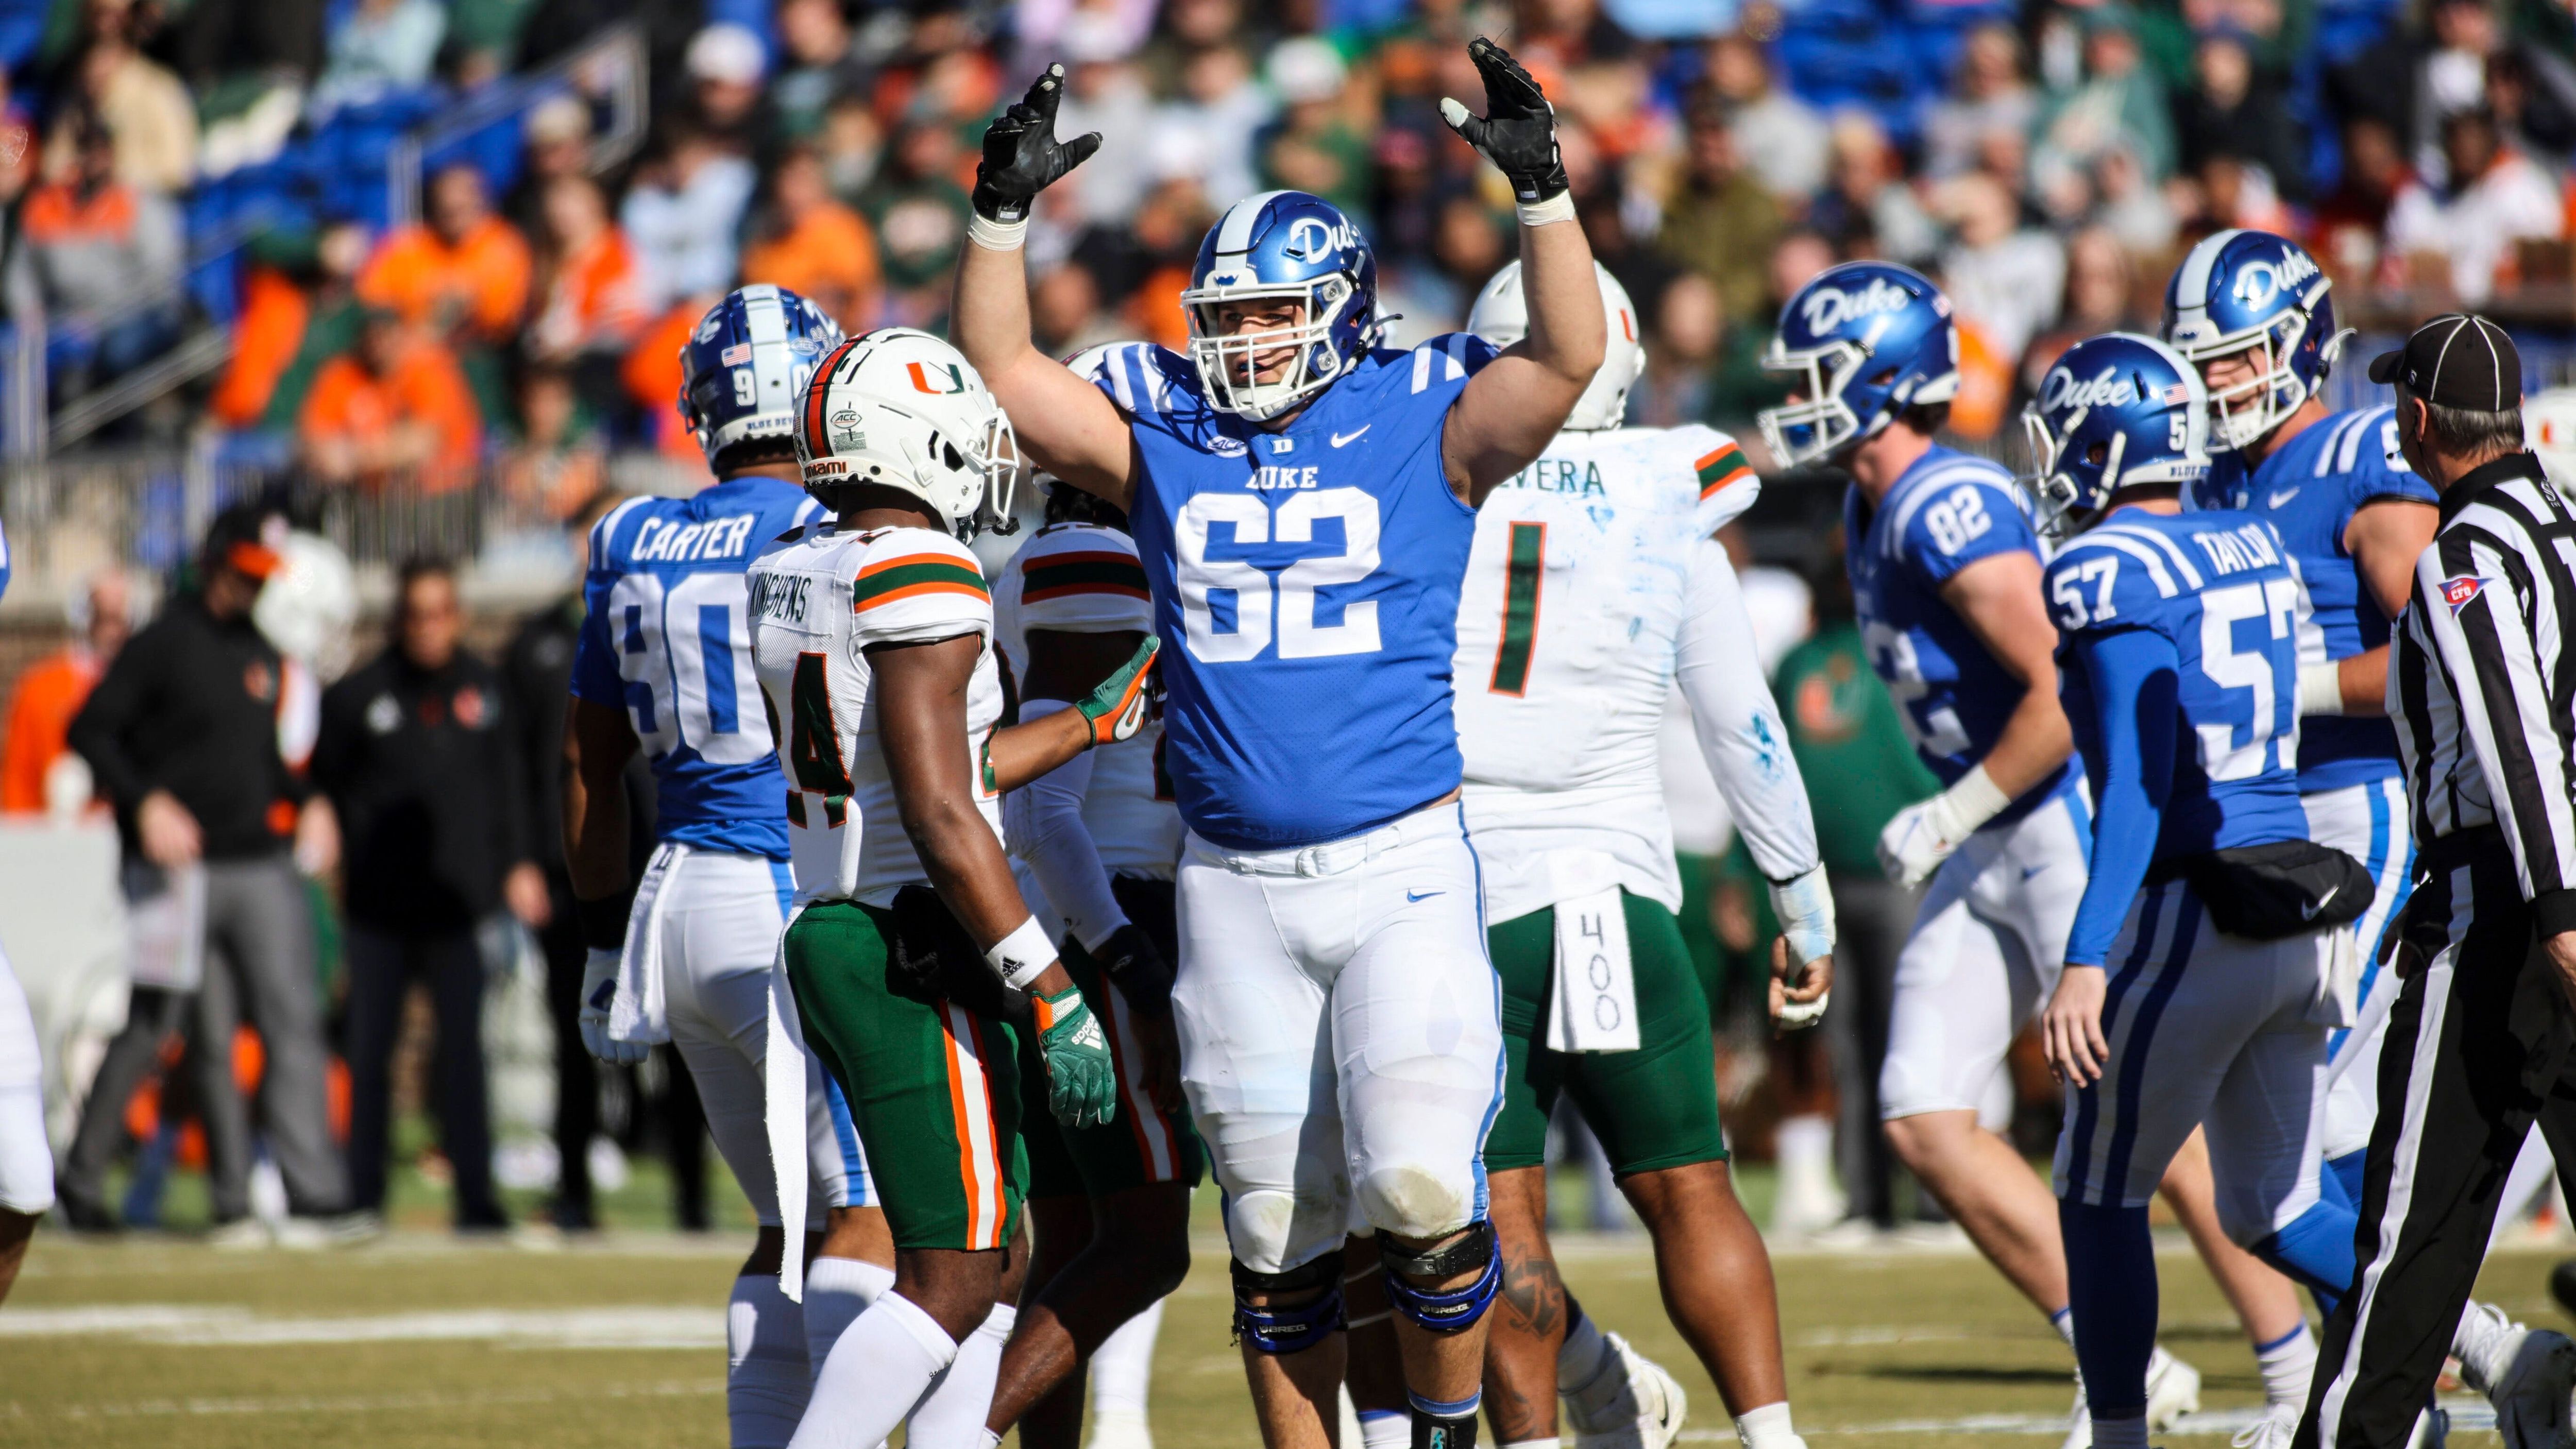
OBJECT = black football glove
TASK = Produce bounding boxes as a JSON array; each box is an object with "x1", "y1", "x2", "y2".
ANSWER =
[
  {"x1": 973, "y1": 63, "x2": 1102, "y2": 223},
  {"x1": 1439, "y1": 37, "x2": 1569, "y2": 207},
  {"x1": 1092, "y1": 923, "x2": 1175, "y2": 1018}
]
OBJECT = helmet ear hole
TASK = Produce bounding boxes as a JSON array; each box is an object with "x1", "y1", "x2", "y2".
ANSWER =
[
  {"x1": 2084, "y1": 441, "x2": 2110, "y2": 466},
  {"x1": 944, "y1": 441, "x2": 964, "y2": 472}
]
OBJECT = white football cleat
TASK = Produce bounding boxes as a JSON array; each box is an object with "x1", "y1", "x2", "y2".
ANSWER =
[
  {"x1": 2232, "y1": 1402, "x2": 2299, "y2": 1449},
  {"x1": 1564, "y1": 1332, "x2": 1689, "y2": 1449}
]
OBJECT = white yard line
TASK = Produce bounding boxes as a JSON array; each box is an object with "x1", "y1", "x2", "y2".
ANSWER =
[
  {"x1": 26, "y1": 1380, "x2": 719, "y2": 1420},
  {"x1": 0, "y1": 1303, "x2": 727, "y2": 1349},
  {"x1": 1676, "y1": 1402, "x2": 2495, "y2": 1440}
]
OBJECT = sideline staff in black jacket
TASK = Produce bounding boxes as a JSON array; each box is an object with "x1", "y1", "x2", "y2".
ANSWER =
[{"x1": 313, "y1": 557, "x2": 544, "y2": 1230}]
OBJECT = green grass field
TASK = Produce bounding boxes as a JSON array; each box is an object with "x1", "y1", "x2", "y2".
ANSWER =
[{"x1": 6, "y1": 1196, "x2": 2567, "y2": 1449}]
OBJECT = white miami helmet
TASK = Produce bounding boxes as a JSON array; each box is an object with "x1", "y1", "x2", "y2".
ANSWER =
[
  {"x1": 2527, "y1": 386, "x2": 2576, "y2": 492},
  {"x1": 1467, "y1": 260, "x2": 1642, "y2": 432},
  {"x1": 251, "y1": 530, "x2": 359, "y2": 680},
  {"x1": 795, "y1": 328, "x2": 1023, "y2": 540}
]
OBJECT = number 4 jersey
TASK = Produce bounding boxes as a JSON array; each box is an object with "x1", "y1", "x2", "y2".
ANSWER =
[
  {"x1": 1089, "y1": 335, "x2": 1499, "y2": 851},
  {"x1": 571, "y1": 476, "x2": 824, "y2": 856},
  {"x1": 746, "y1": 523, "x2": 1008, "y2": 905},
  {"x1": 1845, "y1": 445, "x2": 2073, "y2": 823}
]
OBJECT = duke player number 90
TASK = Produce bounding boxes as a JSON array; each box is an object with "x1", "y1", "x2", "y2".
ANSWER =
[
  {"x1": 1173, "y1": 489, "x2": 1384, "y2": 662},
  {"x1": 606, "y1": 572, "x2": 773, "y2": 765}
]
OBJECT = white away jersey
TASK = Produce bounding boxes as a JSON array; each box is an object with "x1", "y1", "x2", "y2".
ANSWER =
[
  {"x1": 1455, "y1": 426, "x2": 1819, "y2": 924},
  {"x1": 993, "y1": 521, "x2": 1182, "y2": 878},
  {"x1": 747, "y1": 523, "x2": 1007, "y2": 905}
]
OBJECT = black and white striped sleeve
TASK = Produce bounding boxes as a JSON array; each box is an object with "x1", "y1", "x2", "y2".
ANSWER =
[{"x1": 2416, "y1": 524, "x2": 2576, "y2": 929}]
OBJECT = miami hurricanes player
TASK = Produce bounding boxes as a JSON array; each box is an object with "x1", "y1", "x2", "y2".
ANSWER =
[
  {"x1": 977, "y1": 461, "x2": 1201, "y2": 1449},
  {"x1": 1435, "y1": 257, "x2": 1834, "y2": 1449},
  {"x1": 564, "y1": 283, "x2": 885, "y2": 1448},
  {"x1": 745, "y1": 326, "x2": 1156, "y2": 1447},
  {"x1": 953, "y1": 37, "x2": 1605, "y2": 1449}
]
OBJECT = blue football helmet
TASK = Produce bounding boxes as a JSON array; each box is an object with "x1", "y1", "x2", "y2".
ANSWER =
[
  {"x1": 1179, "y1": 190, "x2": 1381, "y2": 421},
  {"x1": 2161, "y1": 229, "x2": 2350, "y2": 454},
  {"x1": 1757, "y1": 261, "x2": 1959, "y2": 467},
  {"x1": 2022, "y1": 332, "x2": 2210, "y2": 538},
  {"x1": 679, "y1": 284, "x2": 846, "y2": 466}
]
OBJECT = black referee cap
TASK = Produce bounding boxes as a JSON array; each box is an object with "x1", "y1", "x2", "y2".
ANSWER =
[{"x1": 2368, "y1": 313, "x2": 2523, "y2": 413}]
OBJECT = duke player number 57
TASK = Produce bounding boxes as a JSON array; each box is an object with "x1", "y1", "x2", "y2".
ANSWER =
[
  {"x1": 2049, "y1": 561, "x2": 2301, "y2": 782},
  {"x1": 1175, "y1": 489, "x2": 1384, "y2": 661}
]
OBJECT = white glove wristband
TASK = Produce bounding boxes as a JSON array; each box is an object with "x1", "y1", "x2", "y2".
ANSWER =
[
  {"x1": 1926, "y1": 763, "x2": 2013, "y2": 842},
  {"x1": 1768, "y1": 863, "x2": 1837, "y2": 969},
  {"x1": 986, "y1": 915, "x2": 1057, "y2": 990},
  {"x1": 1515, "y1": 192, "x2": 1577, "y2": 227},
  {"x1": 2298, "y1": 660, "x2": 2346, "y2": 718},
  {"x1": 967, "y1": 212, "x2": 1029, "y2": 251}
]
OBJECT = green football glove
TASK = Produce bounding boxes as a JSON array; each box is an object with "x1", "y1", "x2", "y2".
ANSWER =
[
  {"x1": 1034, "y1": 984, "x2": 1117, "y2": 1128},
  {"x1": 1074, "y1": 635, "x2": 1160, "y2": 748}
]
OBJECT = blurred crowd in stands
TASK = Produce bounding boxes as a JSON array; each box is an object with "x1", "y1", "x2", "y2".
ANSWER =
[{"x1": 0, "y1": 0, "x2": 2569, "y2": 487}]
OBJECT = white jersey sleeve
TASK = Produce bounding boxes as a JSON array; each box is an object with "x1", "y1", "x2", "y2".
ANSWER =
[
  {"x1": 1674, "y1": 425, "x2": 1761, "y2": 536},
  {"x1": 1677, "y1": 534, "x2": 1820, "y2": 882}
]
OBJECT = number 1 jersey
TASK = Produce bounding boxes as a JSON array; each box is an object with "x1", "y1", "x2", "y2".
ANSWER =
[
  {"x1": 1089, "y1": 335, "x2": 1498, "y2": 851},
  {"x1": 570, "y1": 476, "x2": 823, "y2": 857}
]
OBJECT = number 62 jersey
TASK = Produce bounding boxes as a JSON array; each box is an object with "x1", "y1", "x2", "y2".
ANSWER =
[{"x1": 1088, "y1": 334, "x2": 1499, "y2": 851}]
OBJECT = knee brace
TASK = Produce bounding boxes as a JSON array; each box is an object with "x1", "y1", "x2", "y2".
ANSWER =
[
  {"x1": 1376, "y1": 1221, "x2": 1500, "y2": 1336},
  {"x1": 1231, "y1": 1249, "x2": 1346, "y2": 1354}
]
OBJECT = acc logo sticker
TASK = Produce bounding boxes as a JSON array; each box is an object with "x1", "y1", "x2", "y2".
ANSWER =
[
  {"x1": 2440, "y1": 575, "x2": 2494, "y2": 615},
  {"x1": 828, "y1": 408, "x2": 866, "y2": 449}
]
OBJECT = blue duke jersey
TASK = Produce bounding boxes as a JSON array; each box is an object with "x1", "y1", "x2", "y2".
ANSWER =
[
  {"x1": 571, "y1": 478, "x2": 824, "y2": 855},
  {"x1": 2195, "y1": 406, "x2": 2437, "y2": 792},
  {"x1": 1846, "y1": 446, "x2": 2073, "y2": 822},
  {"x1": 1090, "y1": 334, "x2": 1499, "y2": 850},
  {"x1": 2047, "y1": 509, "x2": 2311, "y2": 963}
]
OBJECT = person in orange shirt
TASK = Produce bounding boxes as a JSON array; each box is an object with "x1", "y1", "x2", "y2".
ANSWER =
[
  {"x1": 357, "y1": 163, "x2": 532, "y2": 345},
  {"x1": 2, "y1": 567, "x2": 137, "y2": 815},
  {"x1": 528, "y1": 174, "x2": 646, "y2": 364},
  {"x1": 738, "y1": 145, "x2": 881, "y2": 332},
  {"x1": 299, "y1": 310, "x2": 483, "y2": 492},
  {"x1": 620, "y1": 294, "x2": 710, "y2": 459}
]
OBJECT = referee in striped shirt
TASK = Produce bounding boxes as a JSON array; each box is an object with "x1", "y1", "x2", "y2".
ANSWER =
[{"x1": 2302, "y1": 314, "x2": 2576, "y2": 1448}]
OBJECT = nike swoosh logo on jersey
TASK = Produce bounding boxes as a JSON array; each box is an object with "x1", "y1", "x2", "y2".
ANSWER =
[
  {"x1": 1405, "y1": 889, "x2": 1442, "y2": 902},
  {"x1": 2268, "y1": 487, "x2": 2301, "y2": 508},
  {"x1": 1332, "y1": 425, "x2": 1371, "y2": 448},
  {"x1": 2303, "y1": 885, "x2": 2338, "y2": 920}
]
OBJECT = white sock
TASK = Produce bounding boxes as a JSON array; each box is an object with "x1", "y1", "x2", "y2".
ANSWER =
[
  {"x1": 1088, "y1": 1293, "x2": 1164, "y2": 1420},
  {"x1": 1356, "y1": 1409, "x2": 1412, "y2": 1449},
  {"x1": 2091, "y1": 1413, "x2": 2149, "y2": 1449},
  {"x1": 1735, "y1": 1401, "x2": 1802, "y2": 1449},
  {"x1": 1500, "y1": 1439, "x2": 1562, "y2": 1449},
  {"x1": 795, "y1": 1291, "x2": 958, "y2": 1449},
  {"x1": 904, "y1": 1301, "x2": 1015, "y2": 1448},
  {"x1": 2255, "y1": 1322, "x2": 2317, "y2": 1409},
  {"x1": 1559, "y1": 1307, "x2": 1618, "y2": 1406},
  {"x1": 1773, "y1": 1114, "x2": 1836, "y2": 1222},
  {"x1": 728, "y1": 1272, "x2": 811, "y2": 1449},
  {"x1": 2050, "y1": 1305, "x2": 2078, "y2": 1349},
  {"x1": 802, "y1": 1256, "x2": 894, "y2": 1391}
]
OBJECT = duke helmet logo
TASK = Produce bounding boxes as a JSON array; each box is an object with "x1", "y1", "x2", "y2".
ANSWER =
[
  {"x1": 908, "y1": 361, "x2": 969, "y2": 395},
  {"x1": 1284, "y1": 215, "x2": 1358, "y2": 259},
  {"x1": 2441, "y1": 575, "x2": 2494, "y2": 615},
  {"x1": 1798, "y1": 277, "x2": 1918, "y2": 335},
  {"x1": 2229, "y1": 249, "x2": 2321, "y2": 309}
]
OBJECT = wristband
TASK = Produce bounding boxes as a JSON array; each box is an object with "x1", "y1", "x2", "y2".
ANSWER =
[
  {"x1": 2298, "y1": 661, "x2": 2346, "y2": 718},
  {"x1": 1767, "y1": 863, "x2": 1837, "y2": 969},
  {"x1": 1514, "y1": 192, "x2": 1577, "y2": 228},
  {"x1": 1927, "y1": 763, "x2": 2012, "y2": 841},
  {"x1": 986, "y1": 915, "x2": 1057, "y2": 991},
  {"x1": 575, "y1": 893, "x2": 630, "y2": 952},
  {"x1": 968, "y1": 212, "x2": 1029, "y2": 251}
]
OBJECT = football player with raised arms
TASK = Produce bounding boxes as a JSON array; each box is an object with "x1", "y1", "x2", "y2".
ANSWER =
[
  {"x1": 1414, "y1": 259, "x2": 1833, "y2": 1449},
  {"x1": 1761, "y1": 263, "x2": 2316, "y2": 1445},
  {"x1": 744, "y1": 327, "x2": 1158, "y2": 1448},
  {"x1": 974, "y1": 461, "x2": 1200, "y2": 1449},
  {"x1": 562, "y1": 284, "x2": 888, "y2": 1449},
  {"x1": 951, "y1": 39, "x2": 1606, "y2": 1449},
  {"x1": 2159, "y1": 232, "x2": 2576, "y2": 1448}
]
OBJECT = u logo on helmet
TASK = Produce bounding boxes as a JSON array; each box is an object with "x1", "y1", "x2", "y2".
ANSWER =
[
  {"x1": 1799, "y1": 277, "x2": 1914, "y2": 335},
  {"x1": 909, "y1": 362, "x2": 969, "y2": 395}
]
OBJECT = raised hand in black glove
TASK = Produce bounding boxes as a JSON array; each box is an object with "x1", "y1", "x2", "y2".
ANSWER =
[
  {"x1": 1438, "y1": 37, "x2": 1569, "y2": 208},
  {"x1": 973, "y1": 62, "x2": 1102, "y2": 224},
  {"x1": 1092, "y1": 923, "x2": 1174, "y2": 1017}
]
